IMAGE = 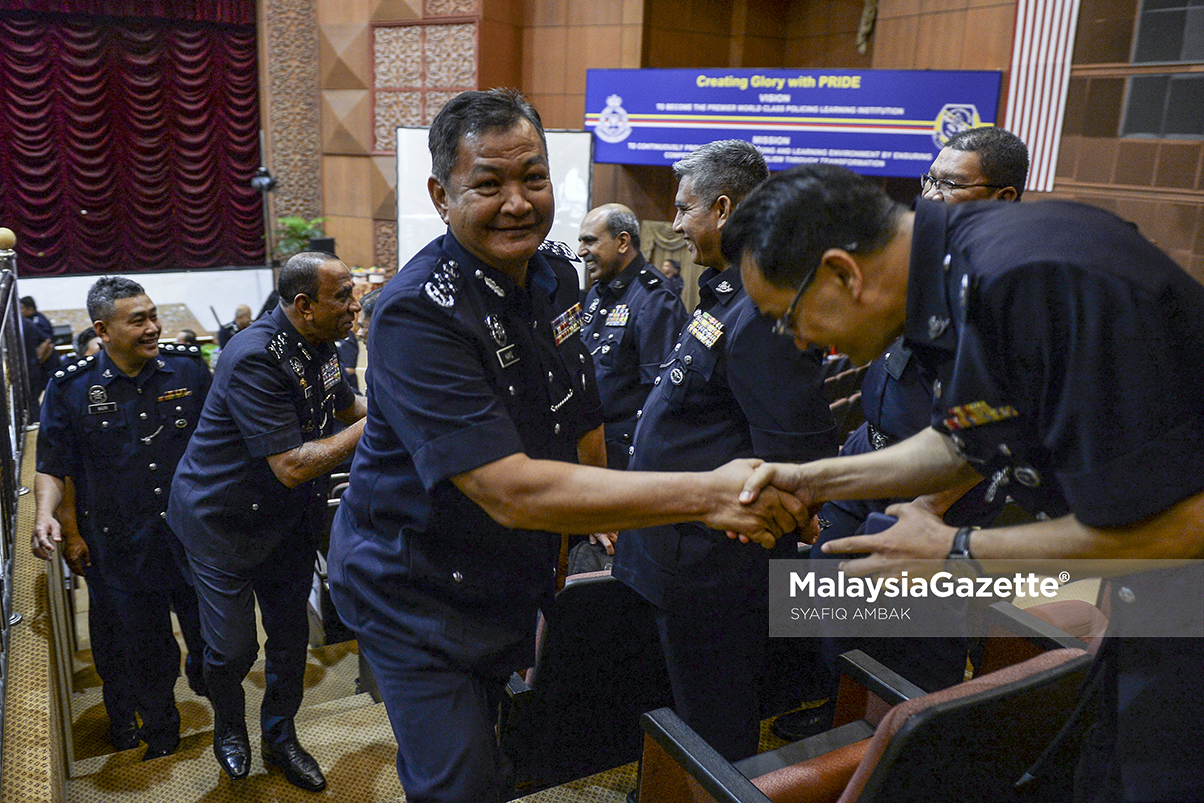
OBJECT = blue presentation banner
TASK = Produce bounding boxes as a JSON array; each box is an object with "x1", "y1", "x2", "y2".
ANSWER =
[{"x1": 584, "y1": 68, "x2": 1002, "y2": 178}]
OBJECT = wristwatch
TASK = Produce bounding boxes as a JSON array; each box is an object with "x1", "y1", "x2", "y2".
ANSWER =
[{"x1": 947, "y1": 526, "x2": 976, "y2": 560}]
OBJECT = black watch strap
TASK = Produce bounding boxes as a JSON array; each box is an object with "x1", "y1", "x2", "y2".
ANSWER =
[{"x1": 947, "y1": 526, "x2": 976, "y2": 560}]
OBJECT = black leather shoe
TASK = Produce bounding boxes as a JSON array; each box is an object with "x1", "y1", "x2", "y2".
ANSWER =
[
  {"x1": 213, "y1": 730, "x2": 250, "y2": 780},
  {"x1": 185, "y1": 654, "x2": 208, "y2": 698},
  {"x1": 107, "y1": 721, "x2": 141, "y2": 751},
  {"x1": 771, "y1": 700, "x2": 835, "y2": 742},
  {"x1": 262, "y1": 737, "x2": 327, "y2": 792},
  {"x1": 142, "y1": 735, "x2": 180, "y2": 761}
]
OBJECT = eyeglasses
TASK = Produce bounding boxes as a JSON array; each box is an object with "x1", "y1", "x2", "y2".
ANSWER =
[
  {"x1": 920, "y1": 173, "x2": 1007, "y2": 195},
  {"x1": 772, "y1": 241, "x2": 859, "y2": 337}
]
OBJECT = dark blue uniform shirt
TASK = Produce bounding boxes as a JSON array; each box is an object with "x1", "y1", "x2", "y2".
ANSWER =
[
  {"x1": 615, "y1": 266, "x2": 839, "y2": 612},
  {"x1": 579, "y1": 254, "x2": 686, "y2": 467},
  {"x1": 37, "y1": 345, "x2": 211, "y2": 589},
  {"x1": 905, "y1": 198, "x2": 1204, "y2": 800},
  {"x1": 169, "y1": 305, "x2": 355, "y2": 570},
  {"x1": 328, "y1": 234, "x2": 602, "y2": 671}
]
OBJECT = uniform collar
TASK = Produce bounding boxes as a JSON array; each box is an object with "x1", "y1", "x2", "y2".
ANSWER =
[
  {"x1": 698, "y1": 265, "x2": 742, "y2": 308},
  {"x1": 598, "y1": 253, "x2": 647, "y2": 299},
  {"x1": 94, "y1": 348, "x2": 172, "y2": 387},
  {"x1": 441, "y1": 230, "x2": 560, "y2": 302},
  {"x1": 903, "y1": 199, "x2": 959, "y2": 353},
  {"x1": 267, "y1": 302, "x2": 333, "y2": 356}
]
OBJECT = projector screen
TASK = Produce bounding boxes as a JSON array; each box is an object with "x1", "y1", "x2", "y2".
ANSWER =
[{"x1": 395, "y1": 127, "x2": 594, "y2": 287}]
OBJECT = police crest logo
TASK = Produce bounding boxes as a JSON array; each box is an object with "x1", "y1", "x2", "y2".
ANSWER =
[
  {"x1": 88, "y1": 385, "x2": 107, "y2": 404},
  {"x1": 594, "y1": 94, "x2": 632, "y2": 144},
  {"x1": 485, "y1": 315, "x2": 508, "y2": 346},
  {"x1": 931, "y1": 103, "x2": 982, "y2": 150}
]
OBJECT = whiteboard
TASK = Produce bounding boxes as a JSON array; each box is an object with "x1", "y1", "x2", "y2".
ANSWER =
[{"x1": 395, "y1": 127, "x2": 594, "y2": 287}]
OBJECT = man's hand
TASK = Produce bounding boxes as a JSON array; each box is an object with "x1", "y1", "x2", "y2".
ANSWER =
[
  {"x1": 703, "y1": 459, "x2": 809, "y2": 549},
  {"x1": 31, "y1": 515, "x2": 62, "y2": 561},
  {"x1": 585, "y1": 529, "x2": 616, "y2": 556},
  {"x1": 726, "y1": 461, "x2": 825, "y2": 547},
  {"x1": 62, "y1": 534, "x2": 91, "y2": 576},
  {"x1": 822, "y1": 501, "x2": 956, "y2": 574},
  {"x1": 36, "y1": 338, "x2": 53, "y2": 363}
]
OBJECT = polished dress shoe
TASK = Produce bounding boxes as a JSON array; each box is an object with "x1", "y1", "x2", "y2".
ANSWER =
[
  {"x1": 262, "y1": 737, "x2": 327, "y2": 792},
  {"x1": 213, "y1": 729, "x2": 251, "y2": 780},
  {"x1": 142, "y1": 734, "x2": 180, "y2": 761},
  {"x1": 107, "y1": 721, "x2": 141, "y2": 751}
]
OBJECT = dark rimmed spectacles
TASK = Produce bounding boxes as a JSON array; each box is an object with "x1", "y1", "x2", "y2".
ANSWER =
[
  {"x1": 920, "y1": 173, "x2": 1007, "y2": 195},
  {"x1": 771, "y1": 241, "x2": 859, "y2": 337}
]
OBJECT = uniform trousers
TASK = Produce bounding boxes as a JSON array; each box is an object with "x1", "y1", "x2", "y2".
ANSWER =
[
  {"x1": 85, "y1": 565, "x2": 204, "y2": 750},
  {"x1": 654, "y1": 602, "x2": 770, "y2": 762},
  {"x1": 186, "y1": 534, "x2": 313, "y2": 744},
  {"x1": 332, "y1": 583, "x2": 512, "y2": 803}
]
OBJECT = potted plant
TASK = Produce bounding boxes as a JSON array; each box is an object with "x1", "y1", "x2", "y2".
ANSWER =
[{"x1": 274, "y1": 216, "x2": 326, "y2": 261}]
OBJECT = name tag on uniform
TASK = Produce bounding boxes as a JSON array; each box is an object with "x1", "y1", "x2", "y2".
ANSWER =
[
  {"x1": 687, "y1": 311, "x2": 724, "y2": 349},
  {"x1": 321, "y1": 356, "x2": 340, "y2": 390},
  {"x1": 497, "y1": 344, "x2": 520, "y2": 368},
  {"x1": 552, "y1": 303, "x2": 583, "y2": 345},
  {"x1": 606, "y1": 305, "x2": 630, "y2": 326},
  {"x1": 87, "y1": 402, "x2": 117, "y2": 415}
]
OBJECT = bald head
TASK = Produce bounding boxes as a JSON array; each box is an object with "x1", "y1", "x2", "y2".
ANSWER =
[
  {"x1": 578, "y1": 203, "x2": 641, "y2": 284},
  {"x1": 233, "y1": 304, "x2": 252, "y2": 329}
]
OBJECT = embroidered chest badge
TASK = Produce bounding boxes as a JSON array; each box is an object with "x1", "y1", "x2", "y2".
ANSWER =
[
  {"x1": 321, "y1": 355, "x2": 341, "y2": 390},
  {"x1": 943, "y1": 400, "x2": 1020, "y2": 431},
  {"x1": 687, "y1": 311, "x2": 724, "y2": 349},
  {"x1": 156, "y1": 388, "x2": 192, "y2": 402},
  {"x1": 552, "y1": 302, "x2": 583, "y2": 345},
  {"x1": 606, "y1": 305, "x2": 630, "y2": 326}
]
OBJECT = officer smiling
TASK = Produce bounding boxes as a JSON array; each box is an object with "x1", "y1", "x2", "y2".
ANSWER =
[
  {"x1": 32, "y1": 276, "x2": 210, "y2": 761},
  {"x1": 327, "y1": 89, "x2": 807, "y2": 803}
]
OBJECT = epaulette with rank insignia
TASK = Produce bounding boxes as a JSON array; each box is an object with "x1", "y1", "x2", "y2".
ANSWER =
[
  {"x1": 159, "y1": 342, "x2": 206, "y2": 361},
  {"x1": 538, "y1": 240, "x2": 581, "y2": 262},
  {"x1": 636, "y1": 268, "x2": 662, "y2": 289},
  {"x1": 51, "y1": 353, "x2": 97, "y2": 383},
  {"x1": 424, "y1": 257, "x2": 462, "y2": 310}
]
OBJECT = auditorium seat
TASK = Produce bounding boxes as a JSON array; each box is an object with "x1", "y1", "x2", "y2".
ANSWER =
[
  {"x1": 499, "y1": 570, "x2": 673, "y2": 797},
  {"x1": 636, "y1": 647, "x2": 1092, "y2": 803}
]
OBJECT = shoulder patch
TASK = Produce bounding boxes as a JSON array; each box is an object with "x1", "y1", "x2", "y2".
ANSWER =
[
  {"x1": 160, "y1": 342, "x2": 206, "y2": 360},
  {"x1": 538, "y1": 240, "x2": 581, "y2": 262},
  {"x1": 637, "y1": 269, "x2": 662, "y2": 289},
  {"x1": 51, "y1": 353, "x2": 96, "y2": 383},
  {"x1": 424, "y1": 258, "x2": 461, "y2": 309}
]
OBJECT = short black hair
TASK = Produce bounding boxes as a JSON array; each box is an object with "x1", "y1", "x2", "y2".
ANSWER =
[
  {"x1": 722, "y1": 164, "x2": 902, "y2": 289},
  {"x1": 429, "y1": 89, "x2": 546, "y2": 186},
  {"x1": 663, "y1": 258, "x2": 680, "y2": 271},
  {"x1": 75, "y1": 326, "x2": 97, "y2": 356},
  {"x1": 278, "y1": 251, "x2": 335, "y2": 306},
  {"x1": 87, "y1": 276, "x2": 147, "y2": 323},
  {"x1": 177, "y1": 328, "x2": 199, "y2": 346},
  {"x1": 360, "y1": 287, "x2": 381, "y2": 320},
  {"x1": 603, "y1": 206, "x2": 641, "y2": 251},
  {"x1": 944, "y1": 126, "x2": 1029, "y2": 199},
  {"x1": 673, "y1": 140, "x2": 768, "y2": 208},
  {"x1": 20, "y1": 296, "x2": 35, "y2": 311}
]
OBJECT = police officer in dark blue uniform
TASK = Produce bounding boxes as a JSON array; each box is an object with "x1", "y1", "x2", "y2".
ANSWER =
[
  {"x1": 32, "y1": 276, "x2": 209, "y2": 761},
  {"x1": 794, "y1": 128, "x2": 1030, "y2": 719},
  {"x1": 169, "y1": 253, "x2": 366, "y2": 791},
  {"x1": 327, "y1": 90, "x2": 808, "y2": 803},
  {"x1": 578, "y1": 203, "x2": 686, "y2": 470},
  {"x1": 614, "y1": 140, "x2": 839, "y2": 762},
  {"x1": 730, "y1": 164, "x2": 1204, "y2": 802}
]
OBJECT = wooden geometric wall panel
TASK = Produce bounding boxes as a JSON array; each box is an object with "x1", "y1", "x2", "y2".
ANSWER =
[
  {"x1": 373, "y1": 22, "x2": 478, "y2": 152},
  {"x1": 323, "y1": 90, "x2": 373, "y2": 155},
  {"x1": 321, "y1": 25, "x2": 371, "y2": 90},
  {"x1": 425, "y1": 0, "x2": 480, "y2": 15}
]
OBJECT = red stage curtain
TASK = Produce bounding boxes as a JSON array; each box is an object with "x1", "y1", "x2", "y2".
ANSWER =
[{"x1": 0, "y1": 10, "x2": 262, "y2": 276}]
